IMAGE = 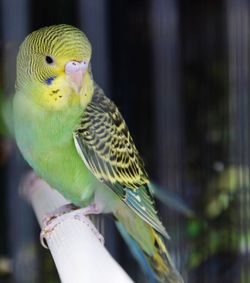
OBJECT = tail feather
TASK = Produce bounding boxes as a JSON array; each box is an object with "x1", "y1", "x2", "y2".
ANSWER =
[
  {"x1": 115, "y1": 218, "x2": 184, "y2": 283},
  {"x1": 146, "y1": 228, "x2": 184, "y2": 283},
  {"x1": 116, "y1": 222, "x2": 158, "y2": 283}
]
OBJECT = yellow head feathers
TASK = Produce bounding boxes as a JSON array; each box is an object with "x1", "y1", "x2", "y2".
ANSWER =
[{"x1": 16, "y1": 24, "x2": 93, "y2": 110}]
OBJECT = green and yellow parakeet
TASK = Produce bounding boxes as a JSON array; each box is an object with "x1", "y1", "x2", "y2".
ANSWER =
[{"x1": 13, "y1": 24, "x2": 183, "y2": 283}]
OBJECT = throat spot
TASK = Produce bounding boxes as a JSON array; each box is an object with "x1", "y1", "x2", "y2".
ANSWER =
[{"x1": 49, "y1": 89, "x2": 61, "y2": 98}]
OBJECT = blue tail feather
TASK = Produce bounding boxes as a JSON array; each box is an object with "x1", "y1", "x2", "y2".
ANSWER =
[{"x1": 116, "y1": 221, "x2": 159, "y2": 283}]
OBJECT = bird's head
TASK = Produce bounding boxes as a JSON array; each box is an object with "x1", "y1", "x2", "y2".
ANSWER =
[{"x1": 16, "y1": 24, "x2": 93, "y2": 110}]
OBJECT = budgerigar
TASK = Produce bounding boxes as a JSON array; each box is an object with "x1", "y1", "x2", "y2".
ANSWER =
[{"x1": 13, "y1": 24, "x2": 183, "y2": 283}]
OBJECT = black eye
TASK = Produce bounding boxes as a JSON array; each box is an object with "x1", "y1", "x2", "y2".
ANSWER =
[{"x1": 45, "y1": 55, "x2": 54, "y2": 64}]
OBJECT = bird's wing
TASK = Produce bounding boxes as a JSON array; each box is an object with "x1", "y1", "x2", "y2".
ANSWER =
[{"x1": 73, "y1": 86, "x2": 168, "y2": 238}]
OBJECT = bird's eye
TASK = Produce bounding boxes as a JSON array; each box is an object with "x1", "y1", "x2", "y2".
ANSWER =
[{"x1": 45, "y1": 55, "x2": 54, "y2": 65}]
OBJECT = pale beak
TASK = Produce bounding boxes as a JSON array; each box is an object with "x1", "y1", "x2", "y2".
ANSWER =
[{"x1": 65, "y1": 60, "x2": 89, "y2": 93}]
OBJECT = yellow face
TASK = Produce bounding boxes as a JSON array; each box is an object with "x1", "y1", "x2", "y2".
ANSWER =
[{"x1": 16, "y1": 24, "x2": 93, "y2": 110}]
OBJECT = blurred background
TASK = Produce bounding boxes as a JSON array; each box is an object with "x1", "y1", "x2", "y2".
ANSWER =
[{"x1": 0, "y1": 0, "x2": 250, "y2": 282}]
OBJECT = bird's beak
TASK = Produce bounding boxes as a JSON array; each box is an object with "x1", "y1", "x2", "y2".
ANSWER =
[{"x1": 65, "y1": 60, "x2": 89, "y2": 94}]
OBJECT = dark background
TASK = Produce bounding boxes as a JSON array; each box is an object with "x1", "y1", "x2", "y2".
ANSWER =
[{"x1": 0, "y1": 0, "x2": 250, "y2": 282}]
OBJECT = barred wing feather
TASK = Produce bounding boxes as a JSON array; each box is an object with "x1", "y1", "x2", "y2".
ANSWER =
[{"x1": 73, "y1": 86, "x2": 168, "y2": 238}]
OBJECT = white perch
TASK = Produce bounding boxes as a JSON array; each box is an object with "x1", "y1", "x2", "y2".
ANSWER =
[{"x1": 22, "y1": 173, "x2": 134, "y2": 283}]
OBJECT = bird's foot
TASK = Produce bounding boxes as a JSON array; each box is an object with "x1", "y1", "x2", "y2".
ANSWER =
[
  {"x1": 41, "y1": 203, "x2": 78, "y2": 228},
  {"x1": 40, "y1": 204, "x2": 104, "y2": 248}
]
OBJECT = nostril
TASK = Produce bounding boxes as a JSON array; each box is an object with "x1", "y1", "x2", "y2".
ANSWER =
[
  {"x1": 80, "y1": 61, "x2": 88, "y2": 69},
  {"x1": 65, "y1": 61, "x2": 80, "y2": 73},
  {"x1": 65, "y1": 60, "x2": 88, "y2": 74}
]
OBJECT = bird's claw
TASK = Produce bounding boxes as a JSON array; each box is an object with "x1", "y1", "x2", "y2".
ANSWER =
[
  {"x1": 40, "y1": 204, "x2": 104, "y2": 248},
  {"x1": 74, "y1": 213, "x2": 104, "y2": 245},
  {"x1": 40, "y1": 225, "x2": 53, "y2": 249}
]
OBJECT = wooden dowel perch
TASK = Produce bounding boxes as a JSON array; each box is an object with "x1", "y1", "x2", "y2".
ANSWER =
[{"x1": 22, "y1": 172, "x2": 134, "y2": 283}]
